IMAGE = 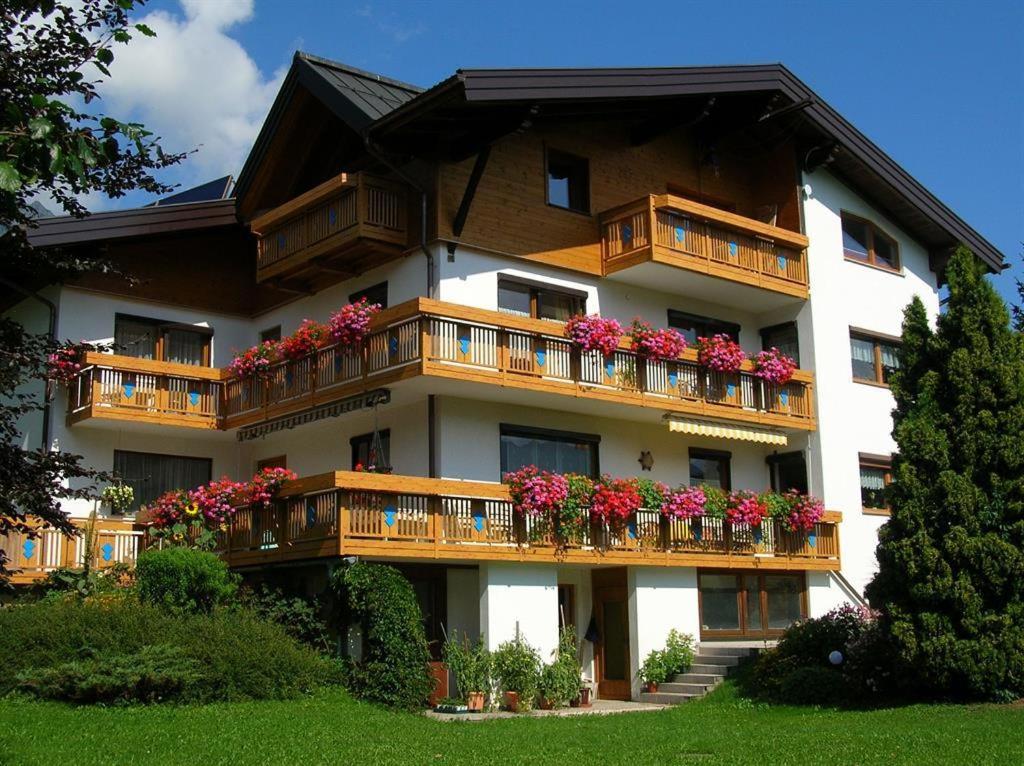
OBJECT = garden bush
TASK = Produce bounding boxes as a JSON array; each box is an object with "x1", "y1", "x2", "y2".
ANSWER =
[
  {"x1": 442, "y1": 631, "x2": 492, "y2": 704},
  {"x1": 238, "y1": 585, "x2": 330, "y2": 653},
  {"x1": 0, "y1": 598, "x2": 341, "y2": 702},
  {"x1": 538, "y1": 626, "x2": 582, "y2": 708},
  {"x1": 777, "y1": 666, "x2": 852, "y2": 707},
  {"x1": 332, "y1": 562, "x2": 433, "y2": 710},
  {"x1": 136, "y1": 547, "x2": 237, "y2": 615},
  {"x1": 492, "y1": 634, "x2": 541, "y2": 710}
]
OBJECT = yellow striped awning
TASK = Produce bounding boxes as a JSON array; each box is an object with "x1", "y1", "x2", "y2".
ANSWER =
[{"x1": 664, "y1": 415, "x2": 788, "y2": 446}]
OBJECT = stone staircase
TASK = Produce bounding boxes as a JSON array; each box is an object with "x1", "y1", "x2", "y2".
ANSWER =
[{"x1": 638, "y1": 646, "x2": 754, "y2": 705}]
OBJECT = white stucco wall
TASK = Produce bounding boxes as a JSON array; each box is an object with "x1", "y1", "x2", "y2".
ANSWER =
[
  {"x1": 446, "y1": 567, "x2": 481, "y2": 642},
  {"x1": 628, "y1": 567, "x2": 699, "y2": 697},
  {"x1": 478, "y1": 562, "x2": 559, "y2": 661},
  {"x1": 802, "y1": 168, "x2": 941, "y2": 596}
]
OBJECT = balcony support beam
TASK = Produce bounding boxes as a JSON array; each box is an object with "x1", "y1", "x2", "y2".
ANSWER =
[{"x1": 447, "y1": 145, "x2": 491, "y2": 260}]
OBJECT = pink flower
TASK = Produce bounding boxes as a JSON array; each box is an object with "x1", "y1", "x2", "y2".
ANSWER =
[
  {"x1": 629, "y1": 319, "x2": 688, "y2": 361},
  {"x1": 329, "y1": 297, "x2": 381, "y2": 352},
  {"x1": 228, "y1": 341, "x2": 278, "y2": 379},
  {"x1": 696, "y1": 334, "x2": 746, "y2": 373},
  {"x1": 590, "y1": 477, "x2": 642, "y2": 524},
  {"x1": 46, "y1": 343, "x2": 91, "y2": 384},
  {"x1": 783, "y1": 491, "x2": 824, "y2": 532},
  {"x1": 504, "y1": 465, "x2": 569, "y2": 518},
  {"x1": 661, "y1": 486, "x2": 706, "y2": 519},
  {"x1": 753, "y1": 347, "x2": 797, "y2": 385},
  {"x1": 725, "y1": 490, "x2": 768, "y2": 526},
  {"x1": 564, "y1": 314, "x2": 623, "y2": 357}
]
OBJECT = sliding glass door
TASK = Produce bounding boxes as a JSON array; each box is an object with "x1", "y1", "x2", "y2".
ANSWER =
[{"x1": 698, "y1": 571, "x2": 805, "y2": 639}]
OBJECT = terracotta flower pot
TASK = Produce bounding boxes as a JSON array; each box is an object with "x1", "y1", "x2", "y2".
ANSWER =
[
  {"x1": 645, "y1": 681, "x2": 659, "y2": 693},
  {"x1": 577, "y1": 687, "x2": 592, "y2": 707},
  {"x1": 538, "y1": 697, "x2": 554, "y2": 710},
  {"x1": 467, "y1": 691, "x2": 485, "y2": 712},
  {"x1": 503, "y1": 691, "x2": 519, "y2": 712}
]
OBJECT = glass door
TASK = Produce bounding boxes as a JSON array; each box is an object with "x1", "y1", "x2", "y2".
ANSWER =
[{"x1": 699, "y1": 571, "x2": 805, "y2": 639}]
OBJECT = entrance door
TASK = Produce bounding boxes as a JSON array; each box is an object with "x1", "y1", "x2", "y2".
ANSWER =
[
  {"x1": 698, "y1": 571, "x2": 805, "y2": 639},
  {"x1": 592, "y1": 568, "x2": 630, "y2": 700}
]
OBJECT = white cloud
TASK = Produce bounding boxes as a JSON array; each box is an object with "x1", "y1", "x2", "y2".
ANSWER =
[{"x1": 97, "y1": 0, "x2": 285, "y2": 198}]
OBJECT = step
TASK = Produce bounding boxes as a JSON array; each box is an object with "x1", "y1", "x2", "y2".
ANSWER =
[
  {"x1": 658, "y1": 681, "x2": 719, "y2": 695},
  {"x1": 687, "y1": 663, "x2": 736, "y2": 675},
  {"x1": 692, "y1": 654, "x2": 740, "y2": 667},
  {"x1": 696, "y1": 646, "x2": 753, "y2": 658},
  {"x1": 638, "y1": 691, "x2": 700, "y2": 705},
  {"x1": 673, "y1": 673, "x2": 725, "y2": 685}
]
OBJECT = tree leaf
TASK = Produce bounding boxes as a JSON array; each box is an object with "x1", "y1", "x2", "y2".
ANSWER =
[
  {"x1": 96, "y1": 48, "x2": 114, "y2": 66},
  {"x1": 48, "y1": 145, "x2": 65, "y2": 175},
  {"x1": 28, "y1": 117, "x2": 53, "y2": 140},
  {"x1": 135, "y1": 23, "x2": 156, "y2": 37},
  {"x1": 0, "y1": 162, "x2": 23, "y2": 192}
]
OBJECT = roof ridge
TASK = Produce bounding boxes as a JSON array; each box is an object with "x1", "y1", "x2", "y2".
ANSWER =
[{"x1": 294, "y1": 51, "x2": 423, "y2": 93}]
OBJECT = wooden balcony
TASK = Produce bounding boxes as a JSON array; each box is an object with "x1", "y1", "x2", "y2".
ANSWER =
[
  {"x1": 600, "y1": 195, "x2": 810, "y2": 299},
  {"x1": 220, "y1": 471, "x2": 841, "y2": 571},
  {"x1": 224, "y1": 298, "x2": 816, "y2": 432},
  {"x1": 67, "y1": 352, "x2": 222, "y2": 430},
  {"x1": 251, "y1": 172, "x2": 409, "y2": 286},
  {"x1": 2, "y1": 517, "x2": 144, "y2": 585}
]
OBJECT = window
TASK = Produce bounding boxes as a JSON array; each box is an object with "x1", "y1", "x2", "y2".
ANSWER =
[
  {"x1": 699, "y1": 571, "x2": 805, "y2": 637},
  {"x1": 842, "y1": 212, "x2": 900, "y2": 271},
  {"x1": 256, "y1": 455, "x2": 287, "y2": 472},
  {"x1": 546, "y1": 149, "x2": 589, "y2": 213},
  {"x1": 850, "y1": 330, "x2": 901, "y2": 385},
  {"x1": 689, "y1": 448, "x2": 731, "y2": 490},
  {"x1": 760, "y1": 322, "x2": 800, "y2": 367},
  {"x1": 668, "y1": 310, "x2": 740, "y2": 345},
  {"x1": 349, "y1": 281, "x2": 388, "y2": 309},
  {"x1": 350, "y1": 429, "x2": 391, "y2": 471},
  {"x1": 259, "y1": 326, "x2": 281, "y2": 344},
  {"x1": 500, "y1": 425, "x2": 599, "y2": 478},
  {"x1": 767, "y1": 451, "x2": 808, "y2": 494},
  {"x1": 497, "y1": 278, "x2": 585, "y2": 322},
  {"x1": 557, "y1": 584, "x2": 576, "y2": 630},
  {"x1": 114, "y1": 314, "x2": 211, "y2": 366},
  {"x1": 113, "y1": 450, "x2": 212, "y2": 513},
  {"x1": 860, "y1": 453, "x2": 892, "y2": 514}
]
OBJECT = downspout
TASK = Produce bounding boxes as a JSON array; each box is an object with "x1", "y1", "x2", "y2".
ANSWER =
[
  {"x1": 362, "y1": 137, "x2": 434, "y2": 299},
  {"x1": 0, "y1": 276, "x2": 57, "y2": 451}
]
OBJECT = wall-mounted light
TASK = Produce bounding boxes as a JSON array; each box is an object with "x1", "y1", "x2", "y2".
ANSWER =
[{"x1": 638, "y1": 450, "x2": 654, "y2": 472}]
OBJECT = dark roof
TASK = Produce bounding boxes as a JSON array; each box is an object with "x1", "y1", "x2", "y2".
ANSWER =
[
  {"x1": 26, "y1": 199, "x2": 238, "y2": 248},
  {"x1": 367, "y1": 64, "x2": 1004, "y2": 271},
  {"x1": 151, "y1": 176, "x2": 233, "y2": 206},
  {"x1": 233, "y1": 52, "x2": 421, "y2": 202}
]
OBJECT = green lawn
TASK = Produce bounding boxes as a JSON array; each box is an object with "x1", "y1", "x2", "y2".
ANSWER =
[{"x1": 1, "y1": 681, "x2": 1020, "y2": 766}]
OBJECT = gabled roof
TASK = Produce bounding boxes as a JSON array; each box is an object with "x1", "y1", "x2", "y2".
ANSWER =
[{"x1": 234, "y1": 52, "x2": 421, "y2": 203}]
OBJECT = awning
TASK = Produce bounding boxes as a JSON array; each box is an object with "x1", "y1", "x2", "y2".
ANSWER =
[
  {"x1": 236, "y1": 388, "x2": 390, "y2": 441},
  {"x1": 664, "y1": 415, "x2": 788, "y2": 446}
]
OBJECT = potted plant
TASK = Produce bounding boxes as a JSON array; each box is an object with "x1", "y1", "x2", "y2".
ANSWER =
[
  {"x1": 590, "y1": 476, "x2": 642, "y2": 539},
  {"x1": 538, "y1": 626, "x2": 583, "y2": 710},
  {"x1": 564, "y1": 314, "x2": 623, "y2": 357},
  {"x1": 492, "y1": 634, "x2": 541, "y2": 712},
  {"x1": 558, "y1": 473, "x2": 593, "y2": 546},
  {"x1": 278, "y1": 319, "x2": 329, "y2": 361},
  {"x1": 575, "y1": 681, "x2": 592, "y2": 707},
  {"x1": 227, "y1": 341, "x2": 278, "y2": 379},
  {"x1": 101, "y1": 483, "x2": 134, "y2": 515},
  {"x1": 442, "y1": 631, "x2": 492, "y2": 712},
  {"x1": 639, "y1": 649, "x2": 668, "y2": 693},
  {"x1": 328, "y1": 296, "x2": 381, "y2": 353},
  {"x1": 629, "y1": 318, "x2": 688, "y2": 361},
  {"x1": 695, "y1": 333, "x2": 746, "y2": 374},
  {"x1": 752, "y1": 347, "x2": 797, "y2": 385}
]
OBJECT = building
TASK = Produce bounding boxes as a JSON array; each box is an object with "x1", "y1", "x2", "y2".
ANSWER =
[{"x1": 2, "y1": 56, "x2": 1005, "y2": 700}]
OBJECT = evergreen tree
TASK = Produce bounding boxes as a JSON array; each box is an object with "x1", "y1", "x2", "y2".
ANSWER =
[{"x1": 866, "y1": 246, "x2": 1024, "y2": 700}]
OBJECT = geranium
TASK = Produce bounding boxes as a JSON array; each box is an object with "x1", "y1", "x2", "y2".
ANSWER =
[
  {"x1": 228, "y1": 341, "x2": 278, "y2": 379},
  {"x1": 189, "y1": 477, "x2": 246, "y2": 525},
  {"x1": 278, "y1": 319, "x2": 329, "y2": 361},
  {"x1": 695, "y1": 334, "x2": 746, "y2": 373},
  {"x1": 782, "y1": 490, "x2": 825, "y2": 533},
  {"x1": 661, "y1": 485, "x2": 706, "y2": 520},
  {"x1": 144, "y1": 489, "x2": 192, "y2": 529},
  {"x1": 46, "y1": 343, "x2": 88, "y2": 384},
  {"x1": 560, "y1": 473, "x2": 594, "y2": 535},
  {"x1": 247, "y1": 466, "x2": 298, "y2": 508},
  {"x1": 329, "y1": 297, "x2": 381, "y2": 352},
  {"x1": 753, "y1": 347, "x2": 797, "y2": 385},
  {"x1": 504, "y1": 465, "x2": 568, "y2": 518},
  {"x1": 636, "y1": 478, "x2": 668, "y2": 510},
  {"x1": 564, "y1": 314, "x2": 623, "y2": 357},
  {"x1": 629, "y1": 319, "x2": 688, "y2": 361},
  {"x1": 725, "y1": 490, "x2": 768, "y2": 526},
  {"x1": 590, "y1": 477, "x2": 642, "y2": 524}
]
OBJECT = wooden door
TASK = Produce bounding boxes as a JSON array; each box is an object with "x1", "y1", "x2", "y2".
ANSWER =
[{"x1": 592, "y1": 568, "x2": 631, "y2": 700}]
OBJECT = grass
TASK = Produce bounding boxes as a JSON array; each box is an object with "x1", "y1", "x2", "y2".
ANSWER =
[{"x1": 1, "y1": 680, "x2": 1021, "y2": 766}]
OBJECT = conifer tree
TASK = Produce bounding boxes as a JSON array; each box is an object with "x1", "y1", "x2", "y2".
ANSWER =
[{"x1": 866, "y1": 246, "x2": 1024, "y2": 700}]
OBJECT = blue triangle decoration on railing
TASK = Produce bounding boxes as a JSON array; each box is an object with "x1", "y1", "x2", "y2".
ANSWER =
[
  {"x1": 535, "y1": 349, "x2": 546, "y2": 367},
  {"x1": 808, "y1": 532, "x2": 817, "y2": 548},
  {"x1": 726, "y1": 382, "x2": 736, "y2": 398},
  {"x1": 605, "y1": 359, "x2": 616, "y2": 379},
  {"x1": 777, "y1": 254, "x2": 787, "y2": 271},
  {"x1": 779, "y1": 390, "x2": 789, "y2": 407},
  {"x1": 458, "y1": 335, "x2": 470, "y2": 355},
  {"x1": 622, "y1": 224, "x2": 632, "y2": 243},
  {"x1": 389, "y1": 336, "x2": 399, "y2": 356},
  {"x1": 472, "y1": 507, "x2": 485, "y2": 532},
  {"x1": 328, "y1": 208, "x2": 337, "y2": 226},
  {"x1": 22, "y1": 539, "x2": 35, "y2": 560},
  {"x1": 753, "y1": 526, "x2": 763, "y2": 544},
  {"x1": 306, "y1": 503, "x2": 317, "y2": 530},
  {"x1": 101, "y1": 543, "x2": 114, "y2": 562},
  {"x1": 728, "y1": 241, "x2": 738, "y2": 257},
  {"x1": 122, "y1": 382, "x2": 135, "y2": 399},
  {"x1": 285, "y1": 370, "x2": 293, "y2": 387},
  {"x1": 668, "y1": 371, "x2": 678, "y2": 387},
  {"x1": 188, "y1": 390, "x2": 200, "y2": 407},
  {"x1": 334, "y1": 354, "x2": 343, "y2": 373},
  {"x1": 692, "y1": 522, "x2": 703, "y2": 542},
  {"x1": 384, "y1": 505, "x2": 396, "y2": 528},
  {"x1": 675, "y1": 226, "x2": 685, "y2": 243},
  {"x1": 277, "y1": 233, "x2": 286, "y2": 249},
  {"x1": 627, "y1": 521, "x2": 637, "y2": 540}
]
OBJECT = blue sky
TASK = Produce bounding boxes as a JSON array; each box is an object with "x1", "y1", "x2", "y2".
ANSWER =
[{"x1": 105, "y1": 0, "x2": 1022, "y2": 303}]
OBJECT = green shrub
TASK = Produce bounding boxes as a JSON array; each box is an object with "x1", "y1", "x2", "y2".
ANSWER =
[
  {"x1": 641, "y1": 629, "x2": 695, "y2": 686},
  {"x1": 136, "y1": 547, "x2": 237, "y2": 615},
  {"x1": 538, "y1": 627, "x2": 582, "y2": 708},
  {"x1": 32, "y1": 563, "x2": 133, "y2": 600},
  {"x1": 778, "y1": 666, "x2": 851, "y2": 707},
  {"x1": 332, "y1": 562, "x2": 433, "y2": 710},
  {"x1": 442, "y1": 631, "x2": 492, "y2": 703},
  {"x1": 16, "y1": 645, "x2": 206, "y2": 704},
  {"x1": 640, "y1": 649, "x2": 669, "y2": 685},
  {"x1": 238, "y1": 585, "x2": 330, "y2": 653},
  {"x1": 492, "y1": 634, "x2": 541, "y2": 710},
  {"x1": 0, "y1": 598, "x2": 341, "y2": 702}
]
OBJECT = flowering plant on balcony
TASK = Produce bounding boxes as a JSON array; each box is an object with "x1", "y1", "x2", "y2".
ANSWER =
[
  {"x1": 753, "y1": 347, "x2": 797, "y2": 385},
  {"x1": 278, "y1": 320, "x2": 329, "y2": 361},
  {"x1": 46, "y1": 343, "x2": 89, "y2": 384},
  {"x1": 564, "y1": 314, "x2": 623, "y2": 357},
  {"x1": 246, "y1": 466, "x2": 298, "y2": 508},
  {"x1": 559, "y1": 473, "x2": 594, "y2": 539},
  {"x1": 779, "y1": 490, "x2": 825, "y2": 533},
  {"x1": 725, "y1": 490, "x2": 768, "y2": 527},
  {"x1": 629, "y1": 319, "x2": 688, "y2": 361},
  {"x1": 590, "y1": 477, "x2": 642, "y2": 525},
  {"x1": 695, "y1": 334, "x2": 746, "y2": 374},
  {"x1": 329, "y1": 297, "x2": 381, "y2": 352},
  {"x1": 101, "y1": 483, "x2": 135, "y2": 514},
  {"x1": 191, "y1": 477, "x2": 248, "y2": 525},
  {"x1": 228, "y1": 341, "x2": 278, "y2": 379},
  {"x1": 636, "y1": 478, "x2": 668, "y2": 510},
  {"x1": 661, "y1": 485, "x2": 707, "y2": 520},
  {"x1": 504, "y1": 465, "x2": 569, "y2": 518}
]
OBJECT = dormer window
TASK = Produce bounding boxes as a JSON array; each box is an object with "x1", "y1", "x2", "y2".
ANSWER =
[{"x1": 842, "y1": 212, "x2": 900, "y2": 271}]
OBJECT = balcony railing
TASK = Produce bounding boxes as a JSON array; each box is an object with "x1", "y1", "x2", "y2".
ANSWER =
[
  {"x1": 224, "y1": 299, "x2": 816, "y2": 432},
  {"x1": 252, "y1": 172, "x2": 408, "y2": 283},
  {"x1": 1, "y1": 517, "x2": 144, "y2": 585},
  {"x1": 67, "y1": 352, "x2": 222, "y2": 430},
  {"x1": 219, "y1": 471, "x2": 841, "y2": 571},
  {"x1": 600, "y1": 195, "x2": 810, "y2": 297}
]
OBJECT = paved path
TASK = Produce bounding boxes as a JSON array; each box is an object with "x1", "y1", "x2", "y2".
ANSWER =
[{"x1": 426, "y1": 698, "x2": 666, "y2": 721}]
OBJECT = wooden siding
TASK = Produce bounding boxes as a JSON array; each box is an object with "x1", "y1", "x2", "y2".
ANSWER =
[
  {"x1": 436, "y1": 120, "x2": 803, "y2": 276},
  {"x1": 2, "y1": 518, "x2": 144, "y2": 585},
  {"x1": 219, "y1": 471, "x2": 841, "y2": 571}
]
